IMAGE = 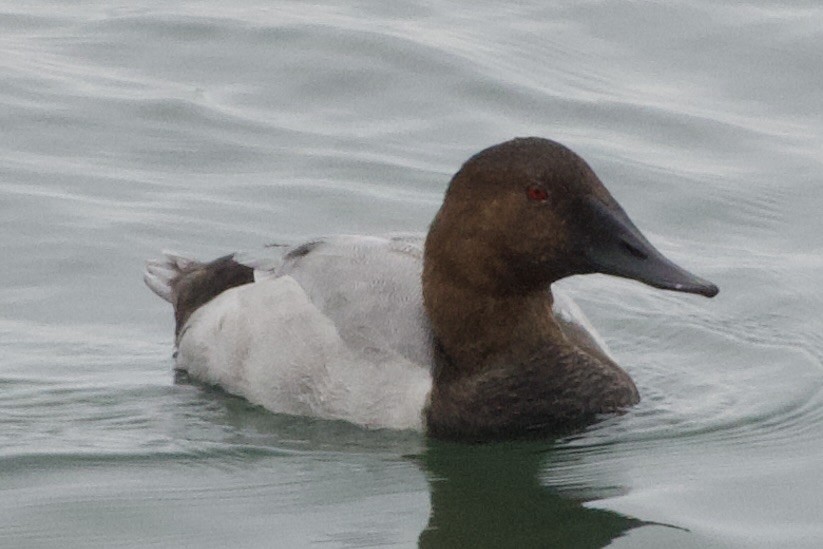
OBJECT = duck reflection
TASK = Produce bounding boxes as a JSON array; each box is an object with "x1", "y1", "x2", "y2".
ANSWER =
[{"x1": 417, "y1": 440, "x2": 645, "y2": 548}]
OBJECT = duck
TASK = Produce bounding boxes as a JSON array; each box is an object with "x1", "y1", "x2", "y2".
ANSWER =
[{"x1": 144, "y1": 137, "x2": 718, "y2": 441}]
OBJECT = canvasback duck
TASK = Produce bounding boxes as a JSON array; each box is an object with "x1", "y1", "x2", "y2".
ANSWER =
[{"x1": 145, "y1": 137, "x2": 718, "y2": 440}]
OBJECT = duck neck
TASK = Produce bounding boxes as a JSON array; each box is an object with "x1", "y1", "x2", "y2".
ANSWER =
[
  {"x1": 421, "y1": 212, "x2": 568, "y2": 375},
  {"x1": 423, "y1": 269, "x2": 562, "y2": 378},
  {"x1": 421, "y1": 244, "x2": 638, "y2": 440}
]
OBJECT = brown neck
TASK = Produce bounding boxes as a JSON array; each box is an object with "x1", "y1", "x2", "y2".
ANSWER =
[
  {"x1": 421, "y1": 208, "x2": 567, "y2": 376},
  {"x1": 421, "y1": 228, "x2": 639, "y2": 441},
  {"x1": 422, "y1": 262, "x2": 562, "y2": 378}
]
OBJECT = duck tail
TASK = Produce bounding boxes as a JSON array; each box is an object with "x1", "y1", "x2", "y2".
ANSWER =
[
  {"x1": 143, "y1": 252, "x2": 199, "y2": 304},
  {"x1": 145, "y1": 252, "x2": 256, "y2": 335}
]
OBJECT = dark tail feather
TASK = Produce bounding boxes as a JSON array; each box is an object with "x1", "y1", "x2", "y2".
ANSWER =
[{"x1": 144, "y1": 253, "x2": 255, "y2": 335}]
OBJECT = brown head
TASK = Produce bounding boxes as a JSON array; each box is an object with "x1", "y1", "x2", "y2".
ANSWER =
[
  {"x1": 422, "y1": 137, "x2": 717, "y2": 438},
  {"x1": 424, "y1": 137, "x2": 719, "y2": 298}
]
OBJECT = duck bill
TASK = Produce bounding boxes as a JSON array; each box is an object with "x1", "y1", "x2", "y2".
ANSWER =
[{"x1": 581, "y1": 198, "x2": 719, "y2": 298}]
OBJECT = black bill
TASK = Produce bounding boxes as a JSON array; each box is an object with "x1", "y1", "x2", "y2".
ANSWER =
[{"x1": 581, "y1": 197, "x2": 719, "y2": 298}]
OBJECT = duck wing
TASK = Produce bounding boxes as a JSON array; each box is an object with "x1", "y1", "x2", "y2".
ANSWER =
[{"x1": 237, "y1": 234, "x2": 434, "y2": 368}]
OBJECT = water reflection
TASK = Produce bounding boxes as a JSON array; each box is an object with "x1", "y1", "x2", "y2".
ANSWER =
[
  {"x1": 417, "y1": 440, "x2": 645, "y2": 548},
  {"x1": 174, "y1": 378, "x2": 661, "y2": 547}
]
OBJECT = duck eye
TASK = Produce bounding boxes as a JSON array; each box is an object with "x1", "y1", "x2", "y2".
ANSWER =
[{"x1": 526, "y1": 186, "x2": 549, "y2": 202}]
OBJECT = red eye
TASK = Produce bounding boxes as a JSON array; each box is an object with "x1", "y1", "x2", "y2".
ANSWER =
[{"x1": 526, "y1": 186, "x2": 549, "y2": 202}]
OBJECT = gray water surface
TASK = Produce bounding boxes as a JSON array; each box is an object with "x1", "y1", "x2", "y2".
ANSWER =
[{"x1": 2, "y1": 1, "x2": 822, "y2": 547}]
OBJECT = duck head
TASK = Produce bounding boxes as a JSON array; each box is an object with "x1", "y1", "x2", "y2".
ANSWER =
[{"x1": 425, "y1": 137, "x2": 718, "y2": 297}]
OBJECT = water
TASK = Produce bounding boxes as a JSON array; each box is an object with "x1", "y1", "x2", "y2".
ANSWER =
[{"x1": 1, "y1": 1, "x2": 822, "y2": 547}]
